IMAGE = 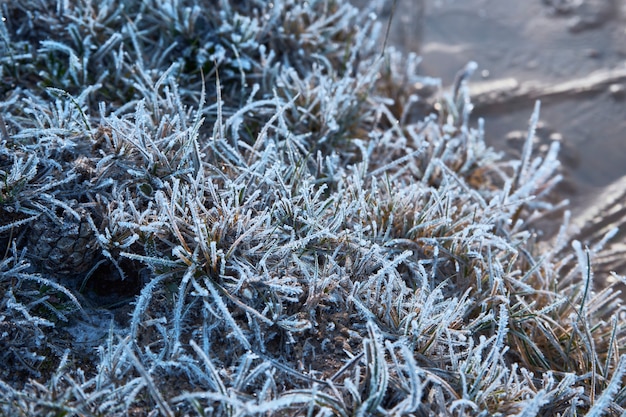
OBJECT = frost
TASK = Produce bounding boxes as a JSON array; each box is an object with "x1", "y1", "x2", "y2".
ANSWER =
[{"x1": 1, "y1": 0, "x2": 625, "y2": 416}]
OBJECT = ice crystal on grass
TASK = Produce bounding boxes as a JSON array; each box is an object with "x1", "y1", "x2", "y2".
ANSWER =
[{"x1": 1, "y1": 0, "x2": 626, "y2": 415}]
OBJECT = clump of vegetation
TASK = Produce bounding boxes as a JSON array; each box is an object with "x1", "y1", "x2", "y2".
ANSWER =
[{"x1": 1, "y1": 0, "x2": 625, "y2": 415}]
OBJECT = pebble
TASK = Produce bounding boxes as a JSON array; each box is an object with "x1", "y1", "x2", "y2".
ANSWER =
[{"x1": 609, "y1": 83, "x2": 625, "y2": 100}]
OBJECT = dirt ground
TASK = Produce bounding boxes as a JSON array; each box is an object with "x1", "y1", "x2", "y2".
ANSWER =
[{"x1": 357, "y1": 0, "x2": 626, "y2": 223}]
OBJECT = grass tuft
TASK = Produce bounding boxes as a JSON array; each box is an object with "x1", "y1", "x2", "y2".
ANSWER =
[{"x1": 1, "y1": 0, "x2": 626, "y2": 415}]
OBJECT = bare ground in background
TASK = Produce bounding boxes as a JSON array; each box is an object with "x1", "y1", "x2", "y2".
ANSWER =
[{"x1": 356, "y1": 0, "x2": 626, "y2": 220}]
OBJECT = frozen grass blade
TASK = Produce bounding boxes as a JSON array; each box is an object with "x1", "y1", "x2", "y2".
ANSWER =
[
  {"x1": 126, "y1": 345, "x2": 175, "y2": 417},
  {"x1": 1, "y1": 0, "x2": 625, "y2": 416}
]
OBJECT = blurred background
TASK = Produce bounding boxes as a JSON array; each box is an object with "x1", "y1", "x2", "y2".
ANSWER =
[{"x1": 353, "y1": 0, "x2": 626, "y2": 222}]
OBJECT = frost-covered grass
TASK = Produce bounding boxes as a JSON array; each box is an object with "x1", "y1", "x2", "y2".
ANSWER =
[{"x1": 1, "y1": 0, "x2": 626, "y2": 415}]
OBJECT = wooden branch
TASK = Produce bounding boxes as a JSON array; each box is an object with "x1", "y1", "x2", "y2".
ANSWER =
[{"x1": 467, "y1": 66, "x2": 626, "y2": 110}]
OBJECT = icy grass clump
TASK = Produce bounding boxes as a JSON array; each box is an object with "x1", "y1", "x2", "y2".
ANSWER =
[{"x1": 1, "y1": 0, "x2": 626, "y2": 415}]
